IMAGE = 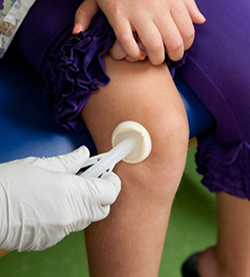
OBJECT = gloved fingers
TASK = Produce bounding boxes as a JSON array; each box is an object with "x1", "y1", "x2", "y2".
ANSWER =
[
  {"x1": 86, "y1": 173, "x2": 121, "y2": 206},
  {"x1": 53, "y1": 173, "x2": 121, "y2": 232},
  {"x1": 45, "y1": 146, "x2": 90, "y2": 173},
  {"x1": 20, "y1": 146, "x2": 90, "y2": 174},
  {"x1": 73, "y1": 205, "x2": 110, "y2": 232},
  {"x1": 0, "y1": 158, "x2": 27, "y2": 166},
  {"x1": 92, "y1": 205, "x2": 111, "y2": 222}
]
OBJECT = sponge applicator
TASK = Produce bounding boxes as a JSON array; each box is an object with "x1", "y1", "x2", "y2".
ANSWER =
[
  {"x1": 111, "y1": 121, "x2": 151, "y2": 164},
  {"x1": 80, "y1": 121, "x2": 152, "y2": 178}
]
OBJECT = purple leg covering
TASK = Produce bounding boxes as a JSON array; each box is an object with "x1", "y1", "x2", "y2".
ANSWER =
[{"x1": 178, "y1": 0, "x2": 250, "y2": 199}]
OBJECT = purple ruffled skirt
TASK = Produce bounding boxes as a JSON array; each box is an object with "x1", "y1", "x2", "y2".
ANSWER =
[{"x1": 14, "y1": 0, "x2": 250, "y2": 199}]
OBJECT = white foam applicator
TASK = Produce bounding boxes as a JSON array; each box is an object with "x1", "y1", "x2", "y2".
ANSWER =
[{"x1": 80, "y1": 121, "x2": 152, "y2": 178}]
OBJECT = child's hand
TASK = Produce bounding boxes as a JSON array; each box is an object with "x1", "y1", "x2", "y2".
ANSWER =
[
  {"x1": 73, "y1": 0, "x2": 206, "y2": 65},
  {"x1": 73, "y1": 0, "x2": 100, "y2": 36}
]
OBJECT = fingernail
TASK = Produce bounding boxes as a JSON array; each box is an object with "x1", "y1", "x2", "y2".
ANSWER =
[
  {"x1": 72, "y1": 23, "x2": 83, "y2": 34},
  {"x1": 139, "y1": 51, "x2": 146, "y2": 60}
]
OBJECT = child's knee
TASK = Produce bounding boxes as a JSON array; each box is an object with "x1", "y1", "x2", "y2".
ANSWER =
[
  {"x1": 83, "y1": 57, "x2": 189, "y2": 201},
  {"x1": 115, "y1": 111, "x2": 189, "y2": 202}
]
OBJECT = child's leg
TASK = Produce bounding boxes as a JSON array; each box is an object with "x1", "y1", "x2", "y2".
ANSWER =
[
  {"x1": 198, "y1": 193, "x2": 250, "y2": 277},
  {"x1": 81, "y1": 56, "x2": 189, "y2": 276}
]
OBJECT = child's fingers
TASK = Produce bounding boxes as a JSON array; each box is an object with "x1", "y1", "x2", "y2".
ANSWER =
[
  {"x1": 110, "y1": 36, "x2": 147, "y2": 62},
  {"x1": 124, "y1": 40, "x2": 147, "y2": 62},
  {"x1": 73, "y1": 0, "x2": 99, "y2": 34},
  {"x1": 109, "y1": 40, "x2": 127, "y2": 60},
  {"x1": 168, "y1": 0, "x2": 195, "y2": 51},
  {"x1": 112, "y1": 19, "x2": 142, "y2": 59},
  {"x1": 183, "y1": 0, "x2": 206, "y2": 24},
  {"x1": 136, "y1": 18, "x2": 166, "y2": 65}
]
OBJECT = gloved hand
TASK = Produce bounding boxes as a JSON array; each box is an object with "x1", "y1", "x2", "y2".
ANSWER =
[{"x1": 0, "y1": 146, "x2": 121, "y2": 251}]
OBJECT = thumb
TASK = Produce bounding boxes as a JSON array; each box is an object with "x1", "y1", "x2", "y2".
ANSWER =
[
  {"x1": 109, "y1": 40, "x2": 127, "y2": 60},
  {"x1": 73, "y1": 0, "x2": 99, "y2": 34}
]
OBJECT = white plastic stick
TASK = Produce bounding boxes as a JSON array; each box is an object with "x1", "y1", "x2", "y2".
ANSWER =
[
  {"x1": 80, "y1": 137, "x2": 134, "y2": 178},
  {"x1": 79, "y1": 121, "x2": 152, "y2": 178}
]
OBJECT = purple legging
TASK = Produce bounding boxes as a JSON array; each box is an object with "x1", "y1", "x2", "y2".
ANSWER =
[
  {"x1": 178, "y1": 0, "x2": 250, "y2": 198},
  {"x1": 13, "y1": 0, "x2": 250, "y2": 199}
]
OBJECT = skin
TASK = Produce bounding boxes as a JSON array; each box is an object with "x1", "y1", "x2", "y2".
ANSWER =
[
  {"x1": 81, "y1": 56, "x2": 189, "y2": 276},
  {"x1": 198, "y1": 193, "x2": 250, "y2": 277},
  {"x1": 73, "y1": 0, "x2": 206, "y2": 65}
]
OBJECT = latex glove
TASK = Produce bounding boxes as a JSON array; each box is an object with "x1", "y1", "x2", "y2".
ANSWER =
[
  {"x1": 73, "y1": 0, "x2": 206, "y2": 65},
  {"x1": 0, "y1": 146, "x2": 121, "y2": 252}
]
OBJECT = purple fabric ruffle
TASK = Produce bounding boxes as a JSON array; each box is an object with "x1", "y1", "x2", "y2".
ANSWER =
[
  {"x1": 43, "y1": 13, "x2": 115, "y2": 132},
  {"x1": 196, "y1": 132, "x2": 250, "y2": 199},
  {"x1": 165, "y1": 52, "x2": 186, "y2": 77},
  {"x1": 43, "y1": 11, "x2": 186, "y2": 132}
]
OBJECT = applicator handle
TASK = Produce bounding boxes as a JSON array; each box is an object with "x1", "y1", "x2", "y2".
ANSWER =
[
  {"x1": 80, "y1": 137, "x2": 135, "y2": 178},
  {"x1": 79, "y1": 121, "x2": 152, "y2": 178}
]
